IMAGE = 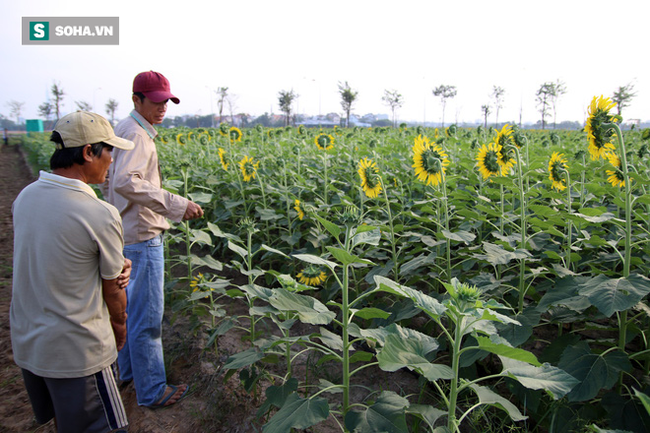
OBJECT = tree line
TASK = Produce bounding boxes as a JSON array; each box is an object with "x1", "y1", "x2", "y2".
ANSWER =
[{"x1": 2, "y1": 80, "x2": 639, "y2": 131}]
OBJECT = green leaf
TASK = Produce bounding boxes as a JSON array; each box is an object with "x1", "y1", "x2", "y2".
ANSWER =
[
  {"x1": 227, "y1": 240, "x2": 248, "y2": 259},
  {"x1": 578, "y1": 274, "x2": 650, "y2": 317},
  {"x1": 558, "y1": 342, "x2": 632, "y2": 402},
  {"x1": 469, "y1": 384, "x2": 527, "y2": 421},
  {"x1": 441, "y1": 229, "x2": 476, "y2": 244},
  {"x1": 500, "y1": 358, "x2": 579, "y2": 400},
  {"x1": 190, "y1": 255, "x2": 223, "y2": 271},
  {"x1": 374, "y1": 276, "x2": 447, "y2": 318},
  {"x1": 260, "y1": 244, "x2": 289, "y2": 258},
  {"x1": 262, "y1": 393, "x2": 329, "y2": 433},
  {"x1": 269, "y1": 288, "x2": 336, "y2": 325},
  {"x1": 190, "y1": 228, "x2": 213, "y2": 246},
  {"x1": 256, "y1": 378, "x2": 299, "y2": 418},
  {"x1": 314, "y1": 215, "x2": 342, "y2": 238},
  {"x1": 406, "y1": 404, "x2": 447, "y2": 430},
  {"x1": 351, "y1": 227, "x2": 381, "y2": 248},
  {"x1": 344, "y1": 391, "x2": 409, "y2": 433},
  {"x1": 223, "y1": 347, "x2": 264, "y2": 369},
  {"x1": 473, "y1": 242, "x2": 532, "y2": 266},
  {"x1": 634, "y1": 389, "x2": 650, "y2": 416},
  {"x1": 475, "y1": 336, "x2": 541, "y2": 366},
  {"x1": 326, "y1": 246, "x2": 375, "y2": 266},
  {"x1": 188, "y1": 191, "x2": 212, "y2": 204},
  {"x1": 293, "y1": 253, "x2": 338, "y2": 271},
  {"x1": 376, "y1": 325, "x2": 450, "y2": 381},
  {"x1": 314, "y1": 326, "x2": 343, "y2": 351},
  {"x1": 353, "y1": 307, "x2": 392, "y2": 320}
]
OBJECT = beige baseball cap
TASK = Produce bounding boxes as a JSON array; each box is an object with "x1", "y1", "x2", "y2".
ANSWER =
[{"x1": 54, "y1": 111, "x2": 134, "y2": 150}]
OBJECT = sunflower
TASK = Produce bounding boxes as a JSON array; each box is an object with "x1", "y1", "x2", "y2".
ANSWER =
[
  {"x1": 412, "y1": 135, "x2": 450, "y2": 186},
  {"x1": 294, "y1": 199, "x2": 305, "y2": 220},
  {"x1": 297, "y1": 265, "x2": 327, "y2": 286},
  {"x1": 585, "y1": 96, "x2": 618, "y2": 160},
  {"x1": 176, "y1": 133, "x2": 186, "y2": 145},
  {"x1": 218, "y1": 148, "x2": 229, "y2": 171},
  {"x1": 476, "y1": 142, "x2": 502, "y2": 180},
  {"x1": 229, "y1": 127, "x2": 242, "y2": 143},
  {"x1": 605, "y1": 152, "x2": 627, "y2": 188},
  {"x1": 190, "y1": 273, "x2": 204, "y2": 292},
  {"x1": 315, "y1": 133, "x2": 334, "y2": 150},
  {"x1": 548, "y1": 152, "x2": 568, "y2": 191},
  {"x1": 238, "y1": 155, "x2": 259, "y2": 182},
  {"x1": 498, "y1": 147, "x2": 517, "y2": 176},
  {"x1": 494, "y1": 124, "x2": 516, "y2": 149},
  {"x1": 358, "y1": 158, "x2": 383, "y2": 198}
]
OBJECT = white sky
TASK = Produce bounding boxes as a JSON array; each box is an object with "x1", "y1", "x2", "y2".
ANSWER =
[{"x1": 2, "y1": 0, "x2": 649, "y2": 125}]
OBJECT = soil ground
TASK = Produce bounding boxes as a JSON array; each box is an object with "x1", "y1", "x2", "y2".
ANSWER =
[
  {"x1": 0, "y1": 143, "x2": 421, "y2": 432},
  {"x1": 0, "y1": 144, "x2": 259, "y2": 432}
]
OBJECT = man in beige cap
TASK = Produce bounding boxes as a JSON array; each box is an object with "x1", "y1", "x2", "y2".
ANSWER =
[
  {"x1": 11, "y1": 111, "x2": 134, "y2": 432},
  {"x1": 102, "y1": 71, "x2": 203, "y2": 408}
]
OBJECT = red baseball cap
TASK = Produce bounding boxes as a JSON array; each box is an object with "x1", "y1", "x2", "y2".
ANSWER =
[{"x1": 132, "y1": 71, "x2": 180, "y2": 104}]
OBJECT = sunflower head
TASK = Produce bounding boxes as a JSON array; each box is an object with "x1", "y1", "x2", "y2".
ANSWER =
[
  {"x1": 176, "y1": 133, "x2": 186, "y2": 145},
  {"x1": 229, "y1": 127, "x2": 242, "y2": 143},
  {"x1": 218, "y1": 148, "x2": 229, "y2": 171},
  {"x1": 498, "y1": 146, "x2": 517, "y2": 176},
  {"x1": 605, "y1": 152, "x2": 628, "y2": 188},
  {"x1": 358, "y1": 158, "x2": 383, "y2": 198},
  {"x1": 239, "y1": 216, "x2": 258, "y2": 234},
  {"x1": 297, "y1": 265, "x2": 327, "y2": 286},
  {"x1": 412, "y1": 135, "x2": 450, "y2": 186},
  {"x1": 219, "y1": 123, "x2": 230, "y2": 135},
  {"x1": 548, "y1": 152, "x2": 568, "y2": 191},
  {"x1": 294, "y1": 199, "x2": 305, "y2": 220},
  {"x1": 337, "y1": 205, "x2": 361, "y2": 228},
  {"x1": 476, "y1": 142, "x2": 502, "y2": 180},
  {"x1": 189, "y1": 273, "x2": 205, "y2": 292},
  {"x1": 239, "y1": 155, "x2": 259, "y2": 182},
  {"x1": 315, "y1": 133, "x2": 334, "y2": 150},
  {"x1": 585, "y1": 96, "x2": 619, "y2": 160},
  {"x1": 494, "y1": 124, "x2": 516, "y2": 150}
]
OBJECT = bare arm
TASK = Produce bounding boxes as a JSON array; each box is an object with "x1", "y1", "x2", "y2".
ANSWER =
[{"x1": 102, "y1": 258, "x2": 131, "y2": 351}]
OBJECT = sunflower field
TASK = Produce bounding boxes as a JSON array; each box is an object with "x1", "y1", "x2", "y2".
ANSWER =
[{"x1": 21, "y1": 97, "x2": 650, "y2": 432}]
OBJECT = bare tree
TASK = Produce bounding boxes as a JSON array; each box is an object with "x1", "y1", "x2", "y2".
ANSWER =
[
  {"x1": 432, "y1": 84, "x2": 457, "y2": 128},
  {"x1": 549, "y1": 79, "x2": 567, "y2": 129},
  {"x1": 105, "y1": 99, "x2": 119, "y2": 125},
  {"x1": 535, "y1": 82, "x2": 554, "y2": 129},
  {"x1": 338, "y1": 81, "x2": 358, "y2": 128},
  {"x1": 611, "y1": 83, "x2": 637, "y2": 117},
  {"x1": 75, "y1": 100, "x2": 92, "y2": 111},
  {"x1": 491, "y1": 86, "x2": 505, "y2": 126},
  {"x1": 382, "y1": 89, "x2": 404, "y2": 128},
  {"x1": 215, "y1": 87, "x2": 229, "y2": 123},
  {"x1": 226, "y1": 94, "x2": 238, "y2": 124},
  {"x1": 278, "y1": 89, "x2": 298, "y2": 126},
  {"x1": 481, "y1": 104, "x2": 491, "y2": 130},
  {"x1": 51, "y1": 82, "x2": 65, "y2": 121},
  {"x1": 7, "y1": 100, "x2": 25, "y2": 125}
]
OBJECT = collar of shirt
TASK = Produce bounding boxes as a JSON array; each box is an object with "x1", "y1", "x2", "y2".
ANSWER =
[
  {"x1": 129, "y1": 110, "x2": 158, "y2": 140},
  {"x1": 38, "y1": 171, "x2": 98, "y2": 198}
]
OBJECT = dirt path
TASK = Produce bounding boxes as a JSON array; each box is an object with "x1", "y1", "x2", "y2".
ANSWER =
[{"x1": 0, "y1": 144, "x2": 255, "y2": 432}]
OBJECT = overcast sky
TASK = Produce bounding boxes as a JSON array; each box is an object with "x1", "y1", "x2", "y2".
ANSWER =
[{"x1": 2, "y1": 0, "x2": 649, "y2": 126}]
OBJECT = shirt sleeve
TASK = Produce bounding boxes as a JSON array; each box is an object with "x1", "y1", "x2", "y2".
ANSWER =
[
  {"x1": 97, "y1": 209, "x2": 126, "y2": 280},
  {"x1": 111, "y1": 129, "x2": 189, "y2": 223}
]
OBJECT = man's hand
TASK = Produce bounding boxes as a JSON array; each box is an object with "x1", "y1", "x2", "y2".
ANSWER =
[
  {"x1": 116, "y1": 258, "x2": 132, "y2": 290},
  {"x1": 111, "y1": 316, "x2": 127, "y2": 351},
  {"x1": 183, "y1": 201, "x2": 204, "y2": 220}
]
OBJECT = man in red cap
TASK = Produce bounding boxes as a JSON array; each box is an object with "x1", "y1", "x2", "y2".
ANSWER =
[{"x1": 102, "y1": 71, "x2": 203, "y2": 408}]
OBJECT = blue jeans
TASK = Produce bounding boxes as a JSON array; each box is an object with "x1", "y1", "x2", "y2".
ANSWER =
[{"x1": 118, "y1": 234, "x2": 167, "y2": 406}]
